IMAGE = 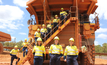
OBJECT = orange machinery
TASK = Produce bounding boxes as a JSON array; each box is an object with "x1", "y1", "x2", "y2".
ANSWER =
[
  {"x1": 17, "y1": 0, "x2": 100, "y2": 65},
  {"x1": 0, "y1": 31, "x2": 11, "y2": 53}
]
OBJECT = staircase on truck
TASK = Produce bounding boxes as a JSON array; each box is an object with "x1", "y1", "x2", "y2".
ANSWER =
[{"x1": 17, "y1": 0, "x2": 100, "y2": 65}]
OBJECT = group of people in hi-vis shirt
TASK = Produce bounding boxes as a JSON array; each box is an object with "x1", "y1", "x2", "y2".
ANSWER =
[
  {"x1": 10, "y1": 36, "x2": 78, "y2": 65},
  {"x1": 10, "y1": 8, "x2": 78, "y2": 65},
  {"x1": 34, "y1": 8, "x2": 68, "y2": 42}
]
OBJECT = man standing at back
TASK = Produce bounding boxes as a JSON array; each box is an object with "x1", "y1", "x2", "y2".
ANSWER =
[{"x1": 22, "y1": 39, "x2": 29, "y2": 57}]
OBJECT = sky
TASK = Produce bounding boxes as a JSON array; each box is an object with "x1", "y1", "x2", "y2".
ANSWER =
[{"x1": 0, "y1": 0, "x2": 107, "y2": 46}]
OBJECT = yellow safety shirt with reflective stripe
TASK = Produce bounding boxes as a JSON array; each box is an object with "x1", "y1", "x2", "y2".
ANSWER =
[
  {"x1": 64, "y1": 45, "x2": 78, "y2": 56},
  {"x1": 22, "y1": 42, "x2": 29, "y2": 47},
  {"x1": 53, "y1": 19, "x2": 60, "y2": 23},
  {"x1": 49, "y1": 44, "x2": 63, "y2": 54},
  {"x1": 32, "y1": 46, "x2": 46, "y2": 56},
  {"x1": 34, "y1": 31, "x2": 41, "y2": 37},
  {"x1": 10, "y1": 49, "x2": 19, "y2": 55},
  {"x1": 40, "y1": 28, "x2": 47, "y2": 33},
  {"x1": 47, "y1": 24, "x2": 52, "y2": 29},
  {"x1": 60, "y1": 11, "x2": 67, "y2": 16}
]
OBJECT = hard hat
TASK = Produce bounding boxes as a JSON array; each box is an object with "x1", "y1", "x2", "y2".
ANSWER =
[
  {"x1": 37, "y1": 28, "x2": 40, "y2": 31},
  {"x1": 37, "y1": 37, "x2": 42, "y2": 41},
  {"x1": 42, "y1": 24, "x2": 45, "y2": 26},
  {"x1": 69, "y1": 38, "x2": 74, "y2": 42},
  {"x1": 61, "y1": 8, "x2": 64, "y2": 10},
  {"x1": 25, "y1": 38, "x2": 27, "y2": 40},
  {"x1": 55, "y1": 15, "x2": 58, "y2": 17},
  {"x1": 54, "y1": 36, "x2": 59, "y2": 40},
  {"x1": 14, "y1": 45, "x2": 18, "y2": 48}
]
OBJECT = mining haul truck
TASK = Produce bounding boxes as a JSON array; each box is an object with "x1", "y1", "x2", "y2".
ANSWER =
[
  {"x1": 0, "y1": 31, "x2": 11, "y2": 53},
  {"x1": 17, "y1": 0, "x2": 100, "y2": 65}
]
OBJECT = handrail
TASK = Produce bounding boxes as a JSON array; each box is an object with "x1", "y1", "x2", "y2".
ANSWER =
[
  {"x1": 95, "y1": 53, "x2": 107, "y2": 56},
  {"x1": 17, "y1": 42, "x2": 33, "y2": 65},
  {"x1": 43, "y1": 12, "x2": 71, "y2": 41},
  {"x1": 70, "y1": 6, "x2": 78, "y2": 18}
]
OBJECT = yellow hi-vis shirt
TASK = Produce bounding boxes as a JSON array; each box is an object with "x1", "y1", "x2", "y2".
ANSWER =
[
  {"x1": 34, "y1": 31, "x2": 41, "y2": 37},
  {"x1": 64, "y1": 45, "x2": 78, "y2": 56},
  {"x1": 53, "y1": 19, "x2": 60, "y2": 23},
  {"x1": 49, "y1": 44, "x2": 63, "y2": 54},
  {"x1": 32, "y1": 46, "x2": 46, "y2": 56},
  {"x1": 40, "y1": 28, "x2": 47, "y2": 33},
  {"x1": 47, "y1": 24, "x2": 52, "y2": 29},
  {"x1": 22, "y1": 42, "x2": 29, "y2": 47},
  {"x1": 60, "y1": 11, "x2": 67, "y2": 16},
  {"x1": 10, "y1": 49, "x2": 19, "y2": 55}
]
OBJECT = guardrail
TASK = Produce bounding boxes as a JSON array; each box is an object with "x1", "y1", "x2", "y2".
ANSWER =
[{"x1": 95, "y1": 53, "x2": 107, "y2": 56}]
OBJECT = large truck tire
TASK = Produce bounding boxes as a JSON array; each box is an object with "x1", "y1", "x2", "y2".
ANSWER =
[
  {"x1": 79, "y1": 44, "x2": 95, "y2": 65},
  {"x1": 0, "y1": 43, "x2": 3, "y2": 54}
]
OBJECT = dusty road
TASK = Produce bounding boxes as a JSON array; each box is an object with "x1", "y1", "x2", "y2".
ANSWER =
[{"x1": 0, "y1": 51, "x2": 107, "y2": 65}]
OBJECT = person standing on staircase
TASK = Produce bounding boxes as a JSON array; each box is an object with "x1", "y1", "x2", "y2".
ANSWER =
[
  {"x1": 34, "y1": 28, "x2": 41, "y2": 42},
  {"x1": 32, "y1": 37, "x2": 46, "y2": 65},
  {"x1": 63, "y1": 38, "x2": 78, "y2": 65},
  {"x1": 49, "y1": 36, "x2": 63, "y2": 65},
  {"x1": 53, "y1": 15, "x2": 60, "y2": 32},
  {"x1": 10, "y1": 45, "x2": 20, "y2": 65},
  {"x1": 47, "y1": 20, "x2": 52, "y2": 38},
  {"x1": 60, "y1": 8, "x2": 67, "y2": 25},
  {"x1": 40, "y1": 24, "x2": 47, "y2": 42},
  {"x1": 22, "y1": 39, "x2": 29, "y2": 57}
]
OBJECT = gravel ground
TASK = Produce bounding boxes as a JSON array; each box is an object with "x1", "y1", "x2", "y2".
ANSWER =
[
  {"x1": 95, "y1": 56, "x2": 107, "y2": 60},
  {"x1": 0, "y1": 51, "x2": 107, "y2": 65}
]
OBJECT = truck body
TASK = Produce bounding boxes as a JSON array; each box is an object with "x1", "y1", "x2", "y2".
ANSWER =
[{"x1": 17, "y1": 0, "x2": 100, "y2": 65}]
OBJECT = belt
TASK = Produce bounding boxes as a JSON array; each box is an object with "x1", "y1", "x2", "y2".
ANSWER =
[
  {"x1": 67, "y1": 55, "x2": 77, "y2": 57},
  {"x1": 52, "y1": 54, "x2": 60, "y2": 55}
]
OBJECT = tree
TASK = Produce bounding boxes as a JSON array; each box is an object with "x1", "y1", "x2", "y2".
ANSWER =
[
  {"x1": 95, "y1": 45, "x2": 103, "y2": 53},
  {"x1": 16, "y1": 40, "x2": 23, "y2": 48},
  {"x1": 102, "y1": 43, "x2": 107, "y2": 53}
]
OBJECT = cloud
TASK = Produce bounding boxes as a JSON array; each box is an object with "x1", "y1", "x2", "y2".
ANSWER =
[
  {"x1": 13, "y1": 0, "x2": 29, "y2": 7},
  {"x1": 96, "y1": 28, "x2": 107, "y2": 33},
  {"x1": 0, "y1": 0, "x2": 2, "y2": 4},
  {"x1": 95, "y1": 0, "x2": 107, "y2": 20},
  {"x1": 94, "y1": 41, "x2": 99, "y2": 45},
  {"x1": 19, "y1": 32, "x2": 27, "y2": 35},
  {"x1": 0, "y1": 5, "x2": 24, "y2": 30},
  {"x1": 11, "y1": 36, "x2": 16, "y2": 39},
  {"x1": 97, "y1": 34, "x2": 107, "y2": 39}
]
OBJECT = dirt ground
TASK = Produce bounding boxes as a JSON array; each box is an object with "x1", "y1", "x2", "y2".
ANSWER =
[{"x1": 0, "y1": 51, "x2": 107, "y2": 65}]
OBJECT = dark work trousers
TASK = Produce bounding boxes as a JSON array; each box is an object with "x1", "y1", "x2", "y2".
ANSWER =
[
  {"x1": 61, "y1": 15, "x2": 67, "y2": 25},
  {"x1": 53, "y1": 22, "x2": 58, "y2": 33},
  {"x1": 50, "y1": 54, "x2": 61, "y2": 65},
  {"x1": 47, "y1": 28, "x2": 51, "y2": 39},
  {"x1": 41, "y1": 32, "x2": 46, "y2": 42},
  {"x1": 34, "y1": 57, "x2": 43, "y2": 65},
  {"x1": 22, "y1": 47, "x2": 28, "y2": 57},
  {"x1": 10, "y1": 55, "x2": 20, "y2": 65},
  {"x1": 66, "y1": 56, "x2": 78, "y2": 65},
  {"x1": 35, "y1": 37, "x2": 38, "y2": 42}
]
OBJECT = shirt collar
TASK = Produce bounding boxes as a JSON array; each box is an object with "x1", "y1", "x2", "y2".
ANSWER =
[{"x1": 54, "y1": 43, "x2": 59, "y2": 45}]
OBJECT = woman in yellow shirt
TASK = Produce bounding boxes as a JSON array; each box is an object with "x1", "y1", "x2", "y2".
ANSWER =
[
  {"x1": 53, "y1": 15, "x2": 60, "y2": 32},
  {"x1": 32, "y1": 37, "x2": 46, "y2": 65},
  {"x1": 40, "y1": 24, "x2": 47, "y2": 42},
  {"x1": 64, "y1": 38, "x2": 78, "y2": 65},
  {"x1": 34, "y1": 28, "x2": 41, "y2": 42}
]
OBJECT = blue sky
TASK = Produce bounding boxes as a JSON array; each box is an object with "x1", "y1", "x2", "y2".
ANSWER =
[{"x1": 0, "y1": 0, "x2": 107, "y2": 45}]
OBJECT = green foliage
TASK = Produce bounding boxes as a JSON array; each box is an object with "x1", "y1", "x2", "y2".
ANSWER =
[
  {"x1": 3, "y1": 40, "x2": 23, "y2": 48},
  {"x1": 95, "y1": 43, "x2": 107, "y2": 53}
]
